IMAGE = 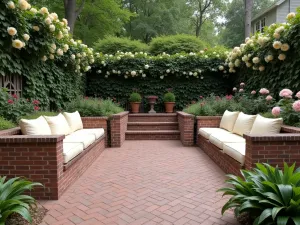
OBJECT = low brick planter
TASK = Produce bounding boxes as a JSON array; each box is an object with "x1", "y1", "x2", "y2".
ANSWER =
[
  {"x1": 0, "y1": 117, "x2": 108, "y2": 200},
  {"x1": 177, "y1": 112, "x2": 195, "y2": 146},
  {"x1": 196, "y1": 116, "x2": 300, "y2": 175},
  {"x1": 110, "y1": 111, "x2": 129, "y2": 147}
]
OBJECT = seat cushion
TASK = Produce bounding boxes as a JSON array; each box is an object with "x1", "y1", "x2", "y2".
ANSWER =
[
  {"x1": 44, "y1": 113, "x2": 71, "y2": 135},
  {"x1": 73, "y1": 128, "x2": 105, "y2": 140},
  {"x1": 199, "y1": 128, "x2": 229, "y2": 139},
  {"x1": 220, "y1": 110, "x2": 240, "y2": 132},
  {"x1": 209, "y1": 132, "x2": 245, "y2": 149},
  {"x1": 223, "y1": 143, "x2": 246, "y2": 165},
  {"x1": 63, "y1": 143, "x2": 84, "y2": 163},
  {"x1": 19, "y1": 116, "x2": 51, "y2": 135},
  {"x1": 64, "y1": 133, "x2": 96, "y2": 149},
  {"x1": 232, "y1": 112, "x2": 256, "y2": 136},
  {"x1": 250, "y1": 114, "x2": 283, "y2": 135},
  {"x1": 63, "y1": 111, "x2": 83, "y2": 133}
]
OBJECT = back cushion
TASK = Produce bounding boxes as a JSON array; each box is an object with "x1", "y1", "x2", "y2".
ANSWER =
[
  {"x1": 63, "y1": 111, "x2": 83, "y2": 133},
  {"x1": 233, "y1": 112, "x2": 257, "y2": 136},
  {"x1": 250, "y1": 115, "x2": 283, "y2": 135},
  {"x1": 219, "y1": 110, "x2": 240, "y2": 132},
  {"x1": 44, "y1": 113, "x2": 71, "y2": 135},
  {"x1": 19, "y1": 116, "x2": 51, "y2": 135}
]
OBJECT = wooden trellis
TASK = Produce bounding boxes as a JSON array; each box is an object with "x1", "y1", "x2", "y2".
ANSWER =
[{"x1": 0, "y1": 75, "x2": 23, "y2": 97}]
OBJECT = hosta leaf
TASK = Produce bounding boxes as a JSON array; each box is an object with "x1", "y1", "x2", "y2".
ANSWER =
[
  {"x1": 277, "y1": 216, "x2": 289, "y2": 225},
  {"x1": 292, "y1": 217, "x2": 300, "y2": 225},
  {"x1": 258, "y1": 208, "x2": 272, "y2": 224},
  {"x1": 239, "y1": 201, "x2": 263, "y2": 213},
  {"x1": 272, "y1": 207, "x2": 285, "y2": 220},
  {"x1": 277, "y1": 184, "x2": 293, "y2": 206}
]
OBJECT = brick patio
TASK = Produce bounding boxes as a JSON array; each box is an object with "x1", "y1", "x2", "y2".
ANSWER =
[{"x1": 40, "y1": 141, "x2": 238, "y2": 225}]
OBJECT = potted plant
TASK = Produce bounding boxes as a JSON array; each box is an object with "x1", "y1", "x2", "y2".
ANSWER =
[
  {"x1": 163, "y1": 89, "x2": 176, "y2": 113},
  {"x1": 129, "y1": 92, "x2": 142, "y2": 113}
]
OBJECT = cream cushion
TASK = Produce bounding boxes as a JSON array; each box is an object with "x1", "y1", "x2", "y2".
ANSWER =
[
  {"x1": 209, "y1": 132, "x2": 245, "y2": 149},
  {"x1": 63, "y1": 111, "x2": 83, "y2": 133},
  {"x1": 64, "y1": 133, "x2": 96, "y2": 149},
  {"x1": 44, "y1": 113, "x2": 71, "y2": 135},
  {"x1": 73, "y1": 128, "x2": 105, "y2": 139},
  {"x1": 19, "y1": 116, "x2": 51, "y2": 135},
  {"x1": 250, "y1": 115, "x2": 283, "y2": 135},
  {"x1": 199, "y1": 128, "x2": 228, "y2": 139},
  {"x1": 223, "y1": 143, "x2": 246, "y2": 165},
  {"x1": 63, "y1": 143, "x2": 84, "y2": 163},
  {"x1": 232, "y1": 112, "x2": 257, "y2": 136},
  {"x1": 220, "y1": 110, "x2": 240, "y2": 132}
]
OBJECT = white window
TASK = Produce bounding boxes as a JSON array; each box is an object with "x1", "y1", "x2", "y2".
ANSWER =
[{"x1": 255, "y1": 18, "x2": 266, "y2": 33}]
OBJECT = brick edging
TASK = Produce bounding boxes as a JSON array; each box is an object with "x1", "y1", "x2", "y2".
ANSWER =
[
  {"x1": 111, "y1": 111, "x2": 129, "y2": 118},
  {"x1": 177, "y1": 111, "x2": 195, "y2": 118},
  {"x1": 244, "y1": 133, "x2": 300, "y2": 141},
  {"x1": 0, "y1": 135, "x2": 65, "y2": 143}
]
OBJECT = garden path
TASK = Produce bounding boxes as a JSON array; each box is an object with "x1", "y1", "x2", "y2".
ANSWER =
[{"x1": 40, "y1": 140, "x2": 238, "y2": 225}]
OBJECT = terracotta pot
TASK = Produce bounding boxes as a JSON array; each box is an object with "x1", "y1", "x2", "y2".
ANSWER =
[
  {"x1": 130, "y1": 102, "x2": 140, "y2": 113},
  {"x1": 164, "y1": 102, "x2": 175, "y2": 113}
]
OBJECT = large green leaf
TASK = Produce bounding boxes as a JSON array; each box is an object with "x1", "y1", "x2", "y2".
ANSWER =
[
  {"x1": 292, "y1": 217, "x2": 300, "y2": 225},
  {"x1": 258, "y1": 208, "x2": 272, "y2": 224},
  {"x1": 277, "y1": 185, "x2": 293, "y2": 206},
  {"x1": 277, "y1": 216, "x2": 289, "y2": 225},
  {"x1": 272, "y1": 207, "x2": 285, "y2": 220}
]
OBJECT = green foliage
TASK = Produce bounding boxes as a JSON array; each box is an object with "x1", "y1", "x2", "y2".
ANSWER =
[
  {"x1": 0, "y1": 88, "x2": 41, "y2": 123},
  {"x1": 149, "y1": 34, "x2": 208, "y2": 55},
  {"x1": 87, "y1": 72, "x2": 231, "y2": 112},
  {"x1": 20, "y1": 111, "x2": 58, "y2": 120},
  {"x1": 218, "y1": 163, "x2": 300, "y2": 225},
  {"x1": 129, "y1": 92, "x2": 142, "y2": 102},
  {"x1": 0, "y1": 117, "x2": 16, "y2": 130},
  {"x1": 93, "y1": 37, "x2": 149, "y2": 54},
  {"x1": 163, "y1": 92, "x2": 175, "y2": 102},
  {"x1": 0, "y1": 176, "x2": 42, "y2": 224},
  {"x1": 64, "y1": 98, "x2": 124, "y2": 117}
]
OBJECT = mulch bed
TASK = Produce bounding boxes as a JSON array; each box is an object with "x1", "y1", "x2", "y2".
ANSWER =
[{"x1": 5, "y1": 204, "x2": 47, "y2": 225}]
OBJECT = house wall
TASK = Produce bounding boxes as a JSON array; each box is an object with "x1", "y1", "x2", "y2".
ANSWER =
[
  {"x1": 277, "y1": 0, "x2": 290, "y2": 22},
  {"x1": 251, "y1": 8, "x2": 277, "y2": 34},
  {"x1": 290, "y1": 0, "x2": 300, "y2": 12}
]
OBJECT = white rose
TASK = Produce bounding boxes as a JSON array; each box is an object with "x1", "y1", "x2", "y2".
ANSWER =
[
  {"x1": 199, "y1": 50, "x2": 204, "y2": 54},
  {"x1": 62, "y1": 18, "x2": 68, "y2": 26},
  {"x1": 56, "y1": 31, "x2": 63, "y2": 39},
  {"x1": 267, "y1": 55, "x2": 273, "y2": 62},
  {"x1": 39, "y1": 7, "x2": 49, "y2": 15},
  {"x1": 12, "y1": 39, "x2": 24, "y2": 49},
  {"x1": 42, "y1": 56, "x2": 47, "y2": 61},
  {"x1": 281, "y1": 43, "x2": 290, "y2": 51},
  {"x1": 49, "y1": 54, "x2": 54, "y2": 60},
  {"x1": 71, "y1": 54, "x2": 75, "y2": 60},
  {"x1": 30, "y1": 8, "x2": 37, "y2": 13},
  {"x1": 273, "y1": 41, "x2": 282, "y2": 49},
  {"x1": 234, "y1": 59, "x2": 241, "y2": 67},
  {"x1": 144, "y1": 64, "x2": 149, "y2": 69},
  {"x1": 259, "y1": 66, "x2": 265, "y2": 71},
  {"x1": 32, "y1": 26, "x2": 40, "y2": 31},
  {"x1": 218, "y1": 66, "x2": 224, "y2": 71},
  {"x1": 166, "y1": 69, "x2": 170, "y2": 73},
  {"x1": 18, "y1": 0, "x2": 29, "y2": 10},
  {"x1": 160, "y1": 76, "x2": 164, "y2": 79},
  {"x1": 287, "y1": 12, "x2": 295, "y2": 20},
  {"x1": 273, "y1": 32, "x2": 280, "y2": 39},
  {"x1": 245, "y1": 37, "x2": 250, "y2": 43},
  {"x1": 23, "y1": 34, "x2": 30, "y2": 41},
  {"x1": 142, "y1": 74, "x2": 146, "y2": 78},
  {"x1": 44, "y1": 17, "x2": 52, "y2": 25},
  {"x1": 124, "y1": 75, "x2": 128, "y2": 79},
  {"x1": 63, "y1": 44, "x2": 69, "y2": 52},
  {"x1": 131, "y1": 71, "x2": 136, "y2": 76},
  {"x1": 49, "y1": 24, "x2": 55, "y2": 32},
  {"x1": 252, "y1": 57, "x2": 260, "y2": 64},
  {"x1": 50, "y1": 13, "x2": 58, "y2": 21},
  {"x1": 56, "y1": 49, "x2": 63, "y2": 56},
  {"x1": 7, "y1": 27, "x2": 17, "y2": 36},
  {"x1": 278, "y1": 54, "x2": 286, "y2": 61},
  {"x1": 7, "y1": 1, "x2": 15, "y2": 9},
  {"x1": 246, "y1": 62, "x2": 252, "y2": 67}
]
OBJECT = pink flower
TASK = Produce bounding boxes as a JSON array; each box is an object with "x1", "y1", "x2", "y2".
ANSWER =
[
  {"x1": 296, "y1": 91, "x2": 300, "y2": 99},
  {"x1": 11, "y1": 94, "x2": 18, "y2": 99},
  {"x1": 272, "y1": 107, "x2": 281, "y2": 116},
  {"x1": 34, "y1": 106, "x2": 40, "y2": 111},
  {"x1": 199, "y1": 96, "x2": 203, "y2": 99},
  {"x1": 259, "y1": 88, "x2": 270, "y2": 95},
  {"x1": 279, "y1": 89, "x2": 293, "y2": 98},
  {"x1": 239, "y1": 89, "x2": 244, "y2": 93},
  {"x1": 240, "y1": 82, "x2": 245, "y2": 87},
  {"x1": 293, "y1": 100, "x2": 300, "y2": 112},
  {"x1": 233, "y1": 87, "x2": 237, "y2": 92},
  {"x1": 251, "y1": 90, "x2": 256, "y2": 95},
  {"x1": 266, "y1": 95, "x2": 273, "y2": 101},
  {"x1": 32, "y1": 100, "x2": 40, "y2": 105},
  {"x1": 225, "y1": 95, "x2": 233, "y2": 100},
  {"x1": 7, "y1": 99, "x2": 14, "y2": 104}
]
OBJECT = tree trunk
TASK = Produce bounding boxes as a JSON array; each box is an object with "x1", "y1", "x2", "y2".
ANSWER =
[
  {"x1": 244, "y1": 0, "x2": 253, "y2": 38},
  {"x1": 64, "y1": 0, "x2": 77, "y2": 34}
]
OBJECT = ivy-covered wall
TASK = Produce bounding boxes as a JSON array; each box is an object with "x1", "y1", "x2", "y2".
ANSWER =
[{"x1": 86, "y1": 70, "x2": 231, "y2": 112}]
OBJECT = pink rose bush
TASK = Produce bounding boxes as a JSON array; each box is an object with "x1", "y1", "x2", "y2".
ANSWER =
[
  {"x1": 293, "y1": 100, "x2": 300, "y2": 112},
  {"x1": 251, "y1": 90, "x2": 256, "y2": 95},
  {"x1": 272, "y1": 107, "x2": 281, "y2": 116},
  {"x1": 279, "y1": 89, "x2": 293, "y2": 98},
  {"x1": 259, "y1": 88, "x2": 270, "y2": 95},
  {"x1": 266, "y1": 95, "x2": 273, "y2": 101}
]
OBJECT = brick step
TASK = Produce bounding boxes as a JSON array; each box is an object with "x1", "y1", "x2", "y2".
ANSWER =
[
  {"x1": 127, "y1": 122, "x2": 179, "y2": 130},
  {"x1": 128, "y1": 113, "x2": 177, "y2": 122},
  {"x1": 125, "y1": 130, "x2": 180, "y2": 140}
]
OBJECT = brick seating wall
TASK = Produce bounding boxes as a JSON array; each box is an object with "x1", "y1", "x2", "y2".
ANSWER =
[
  {"x1": 110, "y1": 112, "x2": 129, "y2": 147},
  {"x1": 0, "y1": 117, "x2": 107, "y2": 200},
  {"x1": 197, "y1": 116, "x2": 300, "y2": 175},
  {"x1": 177, "y1": 112, "x2": 195, "y2": 146}
]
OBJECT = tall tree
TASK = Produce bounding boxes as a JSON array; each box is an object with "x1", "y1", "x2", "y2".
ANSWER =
[
  {"x1": 188, "y1": 0, "x2": 225, "y2": 37},
  {"x1": 244, "y1": 0, "x2": 253, "y2": 38}
]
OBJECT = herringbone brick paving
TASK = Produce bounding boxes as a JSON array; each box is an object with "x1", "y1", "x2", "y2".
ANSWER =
[{"x1": 40, "y1": 141, "x2": 238, "y2": 225}]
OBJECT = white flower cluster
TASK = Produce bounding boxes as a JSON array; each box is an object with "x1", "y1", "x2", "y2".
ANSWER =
[{"x1": 225, "y1": 11, "x2": 295, "y2": 74}]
